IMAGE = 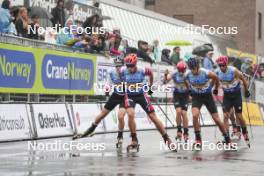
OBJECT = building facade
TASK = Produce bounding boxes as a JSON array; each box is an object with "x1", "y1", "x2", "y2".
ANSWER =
[{"x1": 143, "y1": 0, "x2": 264, "y2": 57}]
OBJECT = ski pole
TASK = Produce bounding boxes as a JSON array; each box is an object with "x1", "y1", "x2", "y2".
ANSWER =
[
  {"x1": 245, "y1": 100, "x2": 254, "y2": 139},
  {"x1": 150, "y1": 95, "x2": 175, "y2": 127}
]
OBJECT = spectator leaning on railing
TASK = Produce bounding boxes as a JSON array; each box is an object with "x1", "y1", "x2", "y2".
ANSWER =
[
  {"x1": 0, "y1": 0, "x2": 16, "y2": 35},
  {"x1": 15, "y1": 7, "x2": 29, "y2": 38}
]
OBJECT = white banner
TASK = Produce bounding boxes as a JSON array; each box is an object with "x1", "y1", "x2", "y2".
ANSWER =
[
  {"x1": 255, "y1": 80, "x2": 264, "y2": 105},
  {"x1": 0, "y1": 104, "x2": 32, "y2": 141},
  {"x1": 96, "y1": 56, "x2": 115, "y2": 95},
  {"x1": 32, "y1": 104, "x2": 73, "y2": 138},
  {"x1": 71, "y1": 103, "x2": 105, "y2": 134}
]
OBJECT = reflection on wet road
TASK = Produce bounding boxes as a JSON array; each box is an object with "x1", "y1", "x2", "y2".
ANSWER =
[{"x1": 0, "y1": 127, "x2": 264, "y2": 176}]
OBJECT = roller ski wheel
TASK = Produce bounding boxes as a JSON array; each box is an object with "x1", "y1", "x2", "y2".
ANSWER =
[
  {"x1": 243, "y1": 133, "x2": 250, "y2": 148},
  {"x1": 165, "y1": 138, "x2": 177, "y2": 152},
  {"x1": 116, "y1": 137, "x2": 123, "y2": 149},
  {"x1": 175, "y1": 132, "x2": 182, "y2": 142},
  {"x1": 72, "y1": 132, "x2": 95, "y2": 140},
  {"x1": 192, "y1": 140, "x2": 202, "y2": 151},
  {"x1": 231, "y1": 131, "x2": 241, "y2": 141},
  {"x1": 183, "y1": 134, "x2": 189, "y2": 143},
  {"x1": 127, "y1": 141, "x2": 140, "y2": 153},
  {"x1": 216, "y1": 140, "x2": 237, "y2": 151}
]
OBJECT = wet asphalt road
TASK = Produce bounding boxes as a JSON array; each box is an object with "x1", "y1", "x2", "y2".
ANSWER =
[{"x1": 0, "y1": 126, "x2": 264, "y2": 176}]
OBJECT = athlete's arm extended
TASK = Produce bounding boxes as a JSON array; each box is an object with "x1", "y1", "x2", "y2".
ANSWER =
[
  {"x1": 235, "y1": 69, "x2": 249, "y2": 91},
  {"x1": 208, "y1": 71, "x2": 220, "y2": 90}
]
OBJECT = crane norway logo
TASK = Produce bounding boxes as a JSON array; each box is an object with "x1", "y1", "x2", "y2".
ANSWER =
[
  {"x1": 0, "y1": 49, "x2": 35, "y2": 88},
  {"x1": 38, "y1": 113, "x2": 66, "y2": 129},
  {"x1": 0, "y1": 115, "x2": 25, "y2": 131},
  {"x1": 42, "y1": 54, "x2": 94, "y2": 90}
]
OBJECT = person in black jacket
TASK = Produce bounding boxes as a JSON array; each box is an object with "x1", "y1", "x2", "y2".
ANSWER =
[
  {"x1": 51, "y1": 0, "x2": 65, "y2": 28},
  {"x1": 161, "y1": 49, "x2": 172, "y2": 65}
]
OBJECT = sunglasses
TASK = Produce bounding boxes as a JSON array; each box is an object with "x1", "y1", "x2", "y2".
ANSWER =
[
  {"x1": 219, "y1": 64, "x2": 226, "y2": 67},
  {"x1": 126, "y1": 64, "x2": 135, "y2": 68}
]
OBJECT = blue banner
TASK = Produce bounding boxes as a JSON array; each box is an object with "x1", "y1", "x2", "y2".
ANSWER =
[
  {"x1": 42, "y1": 54, "x2": 94, "y2": 90},
  {"x1": 0, "y1": 49, "x2": 36, "y2": 88}
]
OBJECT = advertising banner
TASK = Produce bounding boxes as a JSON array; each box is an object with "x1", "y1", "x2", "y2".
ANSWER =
[
  {"x1": 0, "y1": 104, "x2": 33, "y2": 141},
  {"x1": 0, "y1": 43, "x2": 96, "y2": 95},
  {"x1": 242, "y1": 102, "x2": 264, "y2": 126},
  {"x1": 71, "y1": 103, "x2": 105, "y2": 134},
  {"x1": 226, "y1": 47, "x2": 257, "y2": 64},
  {"x1": 32, "y1": 104, "x2": 74, "y2": 138}
]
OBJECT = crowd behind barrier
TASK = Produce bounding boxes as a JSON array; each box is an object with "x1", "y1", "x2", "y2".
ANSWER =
[{"x1": 0, "y1": 102, "x2": 263, "y2": 142}]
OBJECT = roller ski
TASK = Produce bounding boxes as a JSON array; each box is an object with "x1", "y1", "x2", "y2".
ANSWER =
[
  {"x1": 163, "y1": 133, "x2": 177, "y2": 151},
  {"x1": 242, "y1": 133, "x2": 250, "y2": 148},
  {"x1": 216, "y1": 139, "x2": 237, "y2": 151},
  {"x1": 116, "y1": 131, "x2": 123, "y2": 148},
  {"x1": 72, "y1": 123, "x2": 97, "y2": 140},
  {"x1": 192, "y1": 140, "x2": 202, "y2": 151},
  {"x1": 72, "y1": 131, "x2": 95, "y2": 140},
  {"x1": 231, "y1": 127, "x2": 241, "y2": 140},
  {"x1": 127, "y1": 140, "x2": 140, "y2": 153},
  {"x1": 127, "y1": 133, "x2": 140, "y2": 153},
  {"x1": 183, "y1": 134, "x2": 189, "y2": 143},
  {"x1": 175, "y1": 131, "x2": 182, "y2": 142}
]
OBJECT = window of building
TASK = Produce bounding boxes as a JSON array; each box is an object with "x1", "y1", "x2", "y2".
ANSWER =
[
  {"x1": 145, "y1": 0, "x2": 155, "y2": 6},
  {"x1": 258, "y1": 12, "x2": 262, "y2": 39},
  {"x1": 173, "y1": 15, "x2": 194, "y2": 24}
]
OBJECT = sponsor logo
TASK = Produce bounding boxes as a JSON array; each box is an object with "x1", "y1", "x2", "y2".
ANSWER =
[
  {"x1": 42, "y1": 54, "x2": 94, "y2": 90},
  {"x1": 0, "y1": 115, "x2": 25, "y2": 131},
  {"x1": 0, "y1": 49, "x2": 35, "y2": 88},
  {"x1": 38, "y1": 113, "x2": 66, "y2": 129}
]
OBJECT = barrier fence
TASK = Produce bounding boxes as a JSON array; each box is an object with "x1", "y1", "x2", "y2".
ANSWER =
[{"x1": 0, "y1": 101, "x2": 263, "y2": 142}]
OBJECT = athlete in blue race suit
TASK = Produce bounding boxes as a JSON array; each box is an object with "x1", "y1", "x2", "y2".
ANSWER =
[
  {"x1": 122, "y1": 54, "x2": 176, "y2": 150},
  {"x1": 72, "y1": 57, "x2": 136, "y2": 147},
  {"x1": 215, "y1": 56, "x2": 250, "y2": 145},
  {"x1": 164, "y1": 61, "x2": 190, "y2": 142},
  {"x1": 185, "y1": 57, "x2": 232, "y2": 147}
]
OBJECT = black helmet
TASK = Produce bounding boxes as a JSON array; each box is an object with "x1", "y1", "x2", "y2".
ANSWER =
[{"x1": 187, "y1": 57, "x2": 199, "y2": 70}]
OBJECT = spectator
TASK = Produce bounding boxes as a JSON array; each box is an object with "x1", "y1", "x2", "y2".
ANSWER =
[
  {"x1": 118, "y1": 39, "x2": 129, "y2": 55},
  {"x1": 161, "y1": 49, "x2": 172, "y2": 65},
  {"x1": 203, "y1": 51, "x2": 215, "y2": 71},
  {"x1": 15, "y1": 7, "x2": 29, "y2": 38},
  {"x1": 0, "y1": 0, "x2": 12, "y2": 33},
  {"x1": 147, "y1": 45, "x2": 155, "y2": 63},
  {"x1": 153, "y1": 40, "x2": 161, "y2": 62},
  {"x1": 241, "y1": 58, "x2": 253, "y2": 76},
  {"x1": 82, "y1": 14, "x2": 100, "y2": 35},
  {"x1": 28, "y1": 15, "x2": 42, "y2": 40},
  {"x1": 51, "y1": 0, "x2": 66, "y2": 28},
  {"x1": 45, "y1": 27, "x2": 57, "y2": 44},
  {"x1": 138, "y1": 40, "x2": 148, "y2": 52},
  {"x1": 56, "y1": 18, "x2": 75, "y2": 45},
  {"x1": 90, "y1": 34, "x2": 106, "y2": 53},
  {"x1": 170, "y1": 46, "x2": 181, "y2": 65}
]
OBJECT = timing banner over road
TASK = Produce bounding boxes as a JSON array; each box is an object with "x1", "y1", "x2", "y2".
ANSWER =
[{"x1": 0, "y1": 43, "x2": 96, "y2": 95}]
